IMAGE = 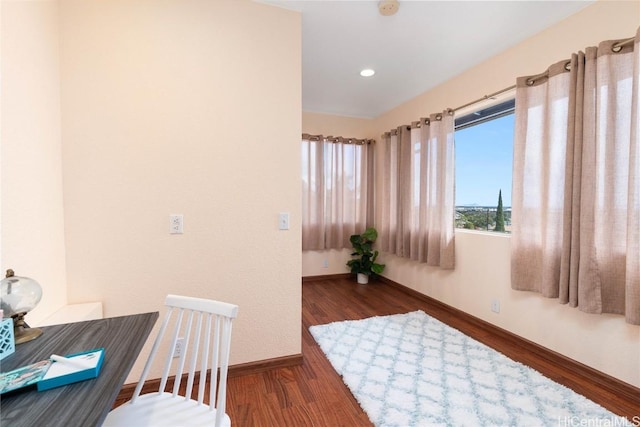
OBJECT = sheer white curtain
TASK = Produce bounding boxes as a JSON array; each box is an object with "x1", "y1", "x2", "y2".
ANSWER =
[
  {"x1": 301, "y1": 135, "x2": 374, "y2": 250},
  {"x1": 511, "y1": 28, "x2": 639, "y2": 325},
  {"x1": 379, "y1": 112, "x2": 455, "y2": 268},
  {"x1": 301, "y1": 135, "x2": 325, "y2": 250}
]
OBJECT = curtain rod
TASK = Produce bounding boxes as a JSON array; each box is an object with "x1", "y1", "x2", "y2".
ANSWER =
[
  {"x1": 383, "y1": 34, "x2": 636, "y2": 139},
  {"x1": 454, "y1": 35, "x2": 636, "y2": 111},
  {"x1": 523, "y1": 35, "x2": 636, "y2": 87},
  {"x1": 302, "y1": 133, "x2": 375, "y2": 145},
  {"x1": 452, "y1": 84, "x2": 516, "y2": 113},
  {"x1": 381, "y1": 84, "x2": 516, "y2": 138}
]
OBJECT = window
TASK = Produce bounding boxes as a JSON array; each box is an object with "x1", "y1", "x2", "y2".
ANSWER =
[{"x1": 454, "y1": 99, "x2": 515, "y2": 232}]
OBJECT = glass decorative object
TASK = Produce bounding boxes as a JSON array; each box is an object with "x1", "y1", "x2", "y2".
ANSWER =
[{"x1": 0, "y1": 269, "x2": 43, "y2": 344}]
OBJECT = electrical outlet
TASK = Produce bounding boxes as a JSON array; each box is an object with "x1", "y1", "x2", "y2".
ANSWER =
[
  {"x1": 169, "y1": 214, "x2": 183, "y2": 234},
  {"x1": 322, "y1": 259, "x2": 328, "y2": 268},
  {"x1": 173, "y1": 337, "x2": 184, "y2": 358},
  {"x1": 278, "y1": 212, "x2": 290, "y2": 230},
  {"x1": 491, "y1": 299, "x2": 500, "y2": 313}
]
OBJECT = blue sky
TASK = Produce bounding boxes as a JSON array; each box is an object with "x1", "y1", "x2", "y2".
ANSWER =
[{"x1": 455, "y1": 113, "x2": 514, "y2": 207}]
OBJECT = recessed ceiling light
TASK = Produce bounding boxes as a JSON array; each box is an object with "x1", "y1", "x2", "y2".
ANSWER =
[{"x1": 360, "y1": 69, "x2": 375, "y2": 77}]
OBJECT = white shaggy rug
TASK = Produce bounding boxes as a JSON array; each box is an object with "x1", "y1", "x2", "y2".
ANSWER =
[{"x1": 309, "y1": 310, "x2": 630, "y2": 427}]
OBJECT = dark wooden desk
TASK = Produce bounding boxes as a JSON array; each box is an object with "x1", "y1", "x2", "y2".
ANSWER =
[{"x1": 0, "y1": 312, "x2": 158, "y2": 427}]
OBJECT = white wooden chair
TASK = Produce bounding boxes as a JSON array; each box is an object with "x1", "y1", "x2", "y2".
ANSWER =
[{"x1": 104, "y1": 294, "x2": 239, "y2": 427}]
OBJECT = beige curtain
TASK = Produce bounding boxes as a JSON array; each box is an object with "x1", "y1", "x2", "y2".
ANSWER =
[
  {"x1": 511, "y1": 28, "x2": 640, "y2": 325},
  {"x1": 379, "y1": 112, "x2": 455, "y2": 268},
  {"x1": 301, "y1": 135, "x2": 374, "y2": 250}
]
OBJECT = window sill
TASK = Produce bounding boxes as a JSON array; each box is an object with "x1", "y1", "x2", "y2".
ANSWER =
[{"x1": 455, "y1": 229, "x2": 511, "y2": 238}]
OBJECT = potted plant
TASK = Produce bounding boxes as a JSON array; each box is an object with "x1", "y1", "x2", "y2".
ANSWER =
[{"x1": 346, "y1": 227, "x2": 385, "y2": 284}]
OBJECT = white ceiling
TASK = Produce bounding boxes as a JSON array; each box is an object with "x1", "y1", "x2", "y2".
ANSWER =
[{"x1": 259, "y1": 0, "x2": 593, "y2": 119}]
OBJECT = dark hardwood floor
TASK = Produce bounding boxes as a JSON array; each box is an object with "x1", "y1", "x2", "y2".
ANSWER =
[{"x1": 224, "y1": 277, "x2": 639, "y2": 426}]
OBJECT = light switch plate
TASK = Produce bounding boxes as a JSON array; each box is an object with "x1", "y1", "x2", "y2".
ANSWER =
[{"x1": 170, "y1": 214, "x2": 183, "y2": 234}]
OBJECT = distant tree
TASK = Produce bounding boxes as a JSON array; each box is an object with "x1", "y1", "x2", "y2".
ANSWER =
[{"x1": 495, "y1": 189, "x2": 505, "y2": 232}]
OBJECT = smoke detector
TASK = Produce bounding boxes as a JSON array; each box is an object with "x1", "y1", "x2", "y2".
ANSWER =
[{"x1": 379, "y1": 0, "x2": 399, "y2": 16}]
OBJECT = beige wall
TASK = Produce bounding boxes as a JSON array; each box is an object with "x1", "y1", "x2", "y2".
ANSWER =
[
  {"x1": 1, "y1": 0, "x2": 303, "y2": 382},
  {"x1": 302, "y1": 111, "x2": 375, "y2": 139},
  {"x1": 303, "y1": 1, "x2": 640, "y2": 387},
  {"x1": 58, "y1": 0, "x2": 301, "y2": 379},
  {"x1": 1, "y1": 0, "x2": 68, "y2": 325}
]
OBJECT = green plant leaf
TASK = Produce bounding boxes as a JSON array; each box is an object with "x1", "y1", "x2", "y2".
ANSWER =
[
  {"x1": 371, "y1": 263, "x2": 385, "y2": 274},
  {"x1": 361, "y1": 227, "x2": 378, "y2": 242}
]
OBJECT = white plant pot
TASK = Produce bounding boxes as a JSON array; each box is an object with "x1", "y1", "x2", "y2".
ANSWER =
[{"x1": 357, "y1": 273, "x2": 369, "y2": 284}]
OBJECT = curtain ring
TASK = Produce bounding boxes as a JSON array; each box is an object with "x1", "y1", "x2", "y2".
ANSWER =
[{"x1": 611, "y1": 37, "x2": 634, "y2": 53}]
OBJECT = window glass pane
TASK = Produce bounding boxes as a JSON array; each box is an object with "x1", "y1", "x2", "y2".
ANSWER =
[{"x1": 455, "y1": 109, "x2": 514, "y2": 232}]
